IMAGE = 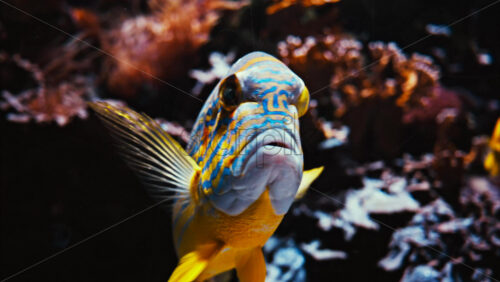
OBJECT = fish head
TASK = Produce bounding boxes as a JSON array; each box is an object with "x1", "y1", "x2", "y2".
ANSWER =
[{"x1": 190, "y1": 52, "x2": 310, "y2": 216}]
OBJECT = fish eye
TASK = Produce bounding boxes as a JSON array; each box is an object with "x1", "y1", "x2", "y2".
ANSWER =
[
  {"x1": 295, "y1": 86, "x2": 310, "y2": 117},
  {"x1": 223, "y1": 87, "x2": 237, "y2": 105},
  {"x1": 219, "y1": 74, "x2": 241, "y2": 111}
]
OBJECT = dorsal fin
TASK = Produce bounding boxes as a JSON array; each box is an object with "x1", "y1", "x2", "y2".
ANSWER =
[{"x1": 89, "y1": 101, "x2": 200, "y2": 205}]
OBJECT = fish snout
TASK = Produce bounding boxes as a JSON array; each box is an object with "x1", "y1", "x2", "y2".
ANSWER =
[{"x1": 232, "y1": 127, "x2": 303, "y2": 215}]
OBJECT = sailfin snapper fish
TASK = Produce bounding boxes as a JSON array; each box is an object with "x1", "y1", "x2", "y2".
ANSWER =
[{"x1": 90, "y1": 51, "x2": 323, "y2": 281}]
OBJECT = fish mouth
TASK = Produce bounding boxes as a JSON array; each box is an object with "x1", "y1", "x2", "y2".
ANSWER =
[
  {"x1": 263, "y1": 141, "x2": 291, "y2": 150},
  {"x1": 208, "y1": 128, "x2": 303, "y2": 216},
  {"x1": 232, "y1": 128, "x2": 301, "y2": 177}
]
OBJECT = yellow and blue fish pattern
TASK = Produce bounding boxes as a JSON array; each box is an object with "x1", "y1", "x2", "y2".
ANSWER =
[{"x1": 90, "y1": 52, "x2": 323, "y2": 282}]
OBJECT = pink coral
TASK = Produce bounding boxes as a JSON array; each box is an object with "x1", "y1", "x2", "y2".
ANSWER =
[{"x1": 0, "y1": 49, "x2": 95, "y2": 126}]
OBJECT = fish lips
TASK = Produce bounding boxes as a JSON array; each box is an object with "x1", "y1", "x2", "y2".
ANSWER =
[
  {"x1": 232, "y1": 128, "x2": 301, "y2": 177},
  {"x1": 208, "y1": 158, "x2": 302, "y2": 216},
  {"x1": 229, "y1": 128, "x2": 303, "y2": 215}
]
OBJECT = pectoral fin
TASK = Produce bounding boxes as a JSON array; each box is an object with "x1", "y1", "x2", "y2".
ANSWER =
[
  {"x1": 235, "y1": 248, "x2": 266, "y2": 282},
  {"x1": 169, "y1": 242, "x2": 223, "y2": 282},
  {"x1": 295, "y1": 166, "x2": 324, "y2": 199},
  {"x1": 89, "y1": 101, "x2": 201, "y2": 206}
]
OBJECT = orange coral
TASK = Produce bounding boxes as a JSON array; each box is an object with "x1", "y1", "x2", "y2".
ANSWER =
[
  {"x1": 278, "y1": 32, "x2": 459, "y2": 160},
  {"x1": 70, "y1": 8, "x2": 101, "y2": 37},
  {"x1": 267, "y1": 0, "x2": 340, "y2": 14},
  {"x1": 278, "y1": 34, "x2": 363, "y2": 96},
  {"x1": 368, "y1": 42, "x2": 440, "y2": 108},
  {"x1": 104, "y1": 0, "x2": 247, "y2": 97},
  {"x1": 278, "y1": 34, "x2": 441, "y2": 118}
]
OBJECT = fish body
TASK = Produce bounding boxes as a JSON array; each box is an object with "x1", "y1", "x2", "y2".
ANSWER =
[{"x1": 90, "y1": 52, "x2": 322, "y2": 281}]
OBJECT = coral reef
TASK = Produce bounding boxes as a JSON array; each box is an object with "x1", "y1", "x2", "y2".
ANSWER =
[
  {"x1": 264, "y1": 237, "x2": 307, "y2": 282},
  {"x1": 380, "y1": 177, "x2": 500, "y2": 281},
  {"x1": 0, "y1": 43, "x2": 95, "y2": 126},
  {"x1": 278, "y1": 33, "x2": 470, "y2": 161},
  {"x1": 0, "y1": 0, "x2": 247, "y2": 125},
  {"x1": 277, "y1": 34, "x2": 442, "y2": 119},
  {"x1": 103, "y1": 0, "x2": 247, "y2": 96}
]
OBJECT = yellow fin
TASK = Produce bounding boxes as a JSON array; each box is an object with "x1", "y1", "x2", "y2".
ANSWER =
[
  {"x1": 235, "y1": 248, "x2": 266, "y2": 282},
  {"x1": 169, "y1": 242, "x2": 224, "y2": 282},
  {"x1": 485, "y1": 118, "x2": 500, "y2": 176},
  {"x1": 89, "y1": 101, "x2": 200, "y2": 205},
  {"x1": 295, "y1": 166, "x2": 324, "y2": 199}
]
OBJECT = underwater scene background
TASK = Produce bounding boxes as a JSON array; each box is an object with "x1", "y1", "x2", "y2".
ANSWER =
[{"x1": 1, "y1": 0, "x2": 500, "y2": 281}]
